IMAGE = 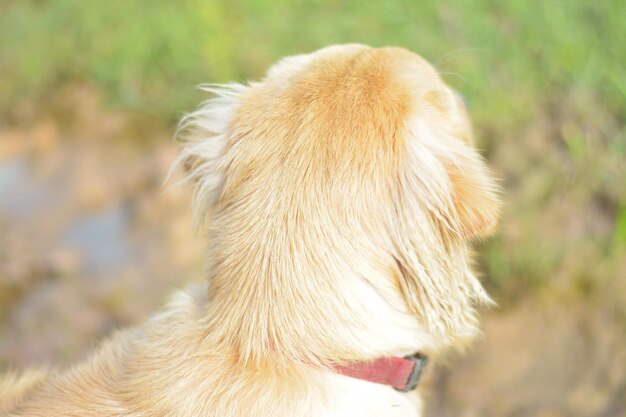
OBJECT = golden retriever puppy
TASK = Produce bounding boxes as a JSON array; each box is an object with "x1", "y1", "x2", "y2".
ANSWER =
[{"x1": 0, "y1": 44, "x2": 500, "y2": 417}]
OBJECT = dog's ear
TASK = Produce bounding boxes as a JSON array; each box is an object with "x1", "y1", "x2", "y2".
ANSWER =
[
  {"x1": 172, "y1": 84, "x2": 248, "y2": 223},
  {"x1": 390, "y1": 130, "x2": 499, "y2": 345},
  {"x1": 444, "y1": 145, "x2": 501, "y2": 240},
  {"x1": 422, "y1": 88, "x2": 501, "y2": 240}
]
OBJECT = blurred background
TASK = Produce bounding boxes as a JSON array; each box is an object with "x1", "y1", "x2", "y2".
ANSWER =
[{"x1": 1, "y1": 1, "x2": 625, "y2": 415}]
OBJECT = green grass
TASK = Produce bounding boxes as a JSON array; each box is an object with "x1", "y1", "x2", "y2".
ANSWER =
[
  {"x1": 1, "y1": 0, "x2": 625, "y2": 306},
  {"x1": 2, "y1": 1, "x2": 624, "y2": 125}
]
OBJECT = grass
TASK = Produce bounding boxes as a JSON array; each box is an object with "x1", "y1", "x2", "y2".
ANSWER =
[{"x1": 1, "y1": 0, "x2": 625, "y2": 307}]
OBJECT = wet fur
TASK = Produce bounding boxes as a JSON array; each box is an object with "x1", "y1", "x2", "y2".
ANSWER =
[{"x1": 1, "y1": 44, "x2": 500, "y2": 416}]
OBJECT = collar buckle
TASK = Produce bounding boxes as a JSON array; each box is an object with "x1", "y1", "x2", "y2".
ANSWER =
[{"x1": 395, "y1": 353, "x2": 429, "y2": 392}]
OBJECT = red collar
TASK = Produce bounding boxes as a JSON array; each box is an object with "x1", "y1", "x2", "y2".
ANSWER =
[{"x1": 333, "y1": 353, "x2": 428, "y2": 392}]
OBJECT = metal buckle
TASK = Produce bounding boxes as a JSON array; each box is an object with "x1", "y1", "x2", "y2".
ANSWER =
[{"x1": 396, "y1": 353, "x2": 428, "y2": 392}]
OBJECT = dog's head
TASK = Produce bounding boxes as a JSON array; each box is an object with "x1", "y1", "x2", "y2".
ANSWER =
[{"x1": 176, "y1": 45, "x2": 500, "y2": 364}]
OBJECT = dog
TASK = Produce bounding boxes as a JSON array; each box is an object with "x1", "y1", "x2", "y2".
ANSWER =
[{"x1": 0, "y1": 44, "x2": 500, "y2": 416}]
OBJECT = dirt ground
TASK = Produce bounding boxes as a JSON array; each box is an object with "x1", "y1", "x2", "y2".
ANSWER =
[{"x1": 1, "y1": 88, "x2": 625, "y2": 417}]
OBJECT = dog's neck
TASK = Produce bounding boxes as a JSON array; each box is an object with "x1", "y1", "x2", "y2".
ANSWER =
[
  {"x1": 199, "y1": 174, "x2": 484, "y2": 369},
  {"x1": 202, "y1": 244, "x2": 437, "y2": 368}
]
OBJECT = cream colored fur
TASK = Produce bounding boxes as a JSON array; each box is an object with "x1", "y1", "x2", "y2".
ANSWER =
[{"x1": 0, "y1": 44, "x2": 500, "y2": 417}]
